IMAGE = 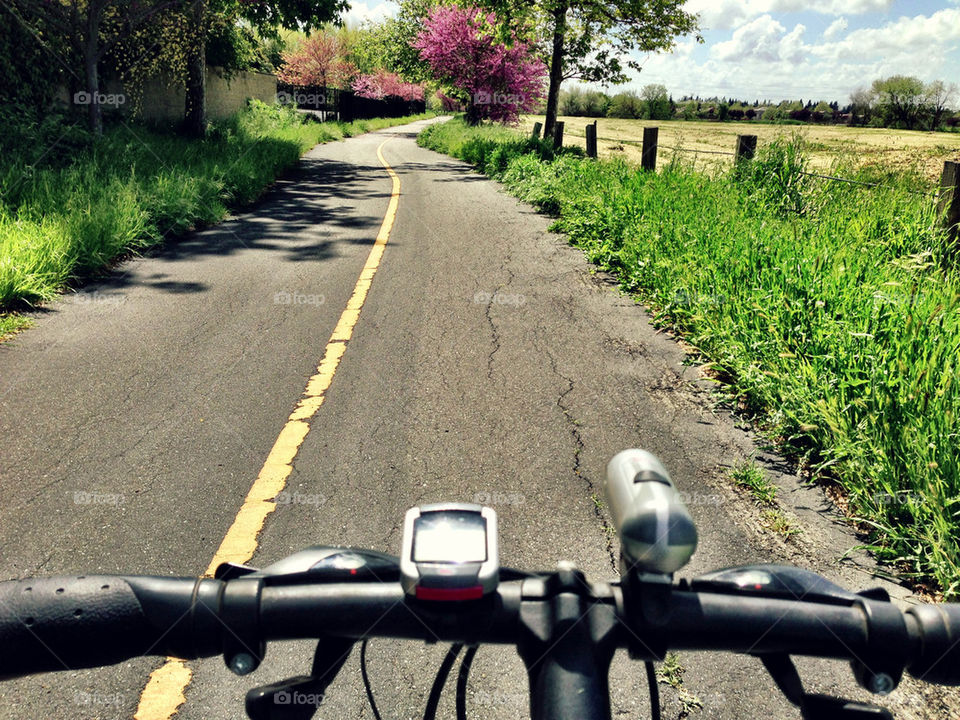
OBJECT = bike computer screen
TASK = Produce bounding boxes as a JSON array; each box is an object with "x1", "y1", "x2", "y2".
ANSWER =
[
  {"x1": 413, "y1": 511, "x2": 487, "y2": 563},
  {"x1": 400, "y1": 503, "x2": 498, "y2": 601}
]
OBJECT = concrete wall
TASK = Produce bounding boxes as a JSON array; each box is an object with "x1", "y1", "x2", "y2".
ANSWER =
[
  {"x1": 56, "y1": 67, "x2": 277, "y2": 124},
  {"x1": 133, "y1": 67, "x2": 277, "y2": 122}
]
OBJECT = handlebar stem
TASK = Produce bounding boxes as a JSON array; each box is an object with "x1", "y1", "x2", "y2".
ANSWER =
[{"x1": 516, "y1": 564, "x2": 621, "y2": 720}]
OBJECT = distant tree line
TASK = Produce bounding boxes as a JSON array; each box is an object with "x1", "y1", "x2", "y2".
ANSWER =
[{"x1": 558, "y1": 76, "x2": 960, "y2": 131}]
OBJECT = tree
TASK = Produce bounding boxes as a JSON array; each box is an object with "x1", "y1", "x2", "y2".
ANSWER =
[
  {"x1": 0, "y1": 3, "x2": 65, "y2": 116},
  {"x1": 182, "y1": 0, "x2": 349, "y2": 137},
  {"x1": 871, "y1": 75, "x2": 925, "y2": 130},
  {"x1": 352, "y1": 69, "x2": 425, "y2": 100},
  {"x1": 607, "y1": 90, "x2": 641, "y2": 119},
  {"x1": 353, "y1": 0, "x2": 436, "y2": 82},
  {"x1": 640, "y1": 83, "x2": 670, "y2": 120},
  {"x1": 526, "y1": 0, "x2": 699, "y2": 136},
  {"x1": 277, "y1": 33, "x2": 356, "y2": 88},
  {"x1": 413, "y1": 5, "x2": 547, "y2": 124},
  {"x1": 849, "y1": 87, "x2": 872, "y2": 126},
  {"x1": 925, "y1": 80, "x2": 958, "y2": 131},
  {"x1": 7, "y1": 0, "x2": 185, "y2": 135},
  {"x1": 812, "y1": 100, "x2": 833, "y2": 123}
]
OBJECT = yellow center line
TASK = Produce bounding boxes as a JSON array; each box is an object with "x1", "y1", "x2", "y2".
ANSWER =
[{"x1": 134, "y1": 138, "x2": 401, "y2": 720}]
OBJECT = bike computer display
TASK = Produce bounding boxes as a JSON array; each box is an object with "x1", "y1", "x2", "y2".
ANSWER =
[{"x1": 400, "y1": 503, "x2": 498, "y2": 601}]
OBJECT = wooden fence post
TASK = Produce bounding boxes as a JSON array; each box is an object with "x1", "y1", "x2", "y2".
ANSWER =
[
  {"x1": 532, "y1": 121, "x2": 542, "y2": 139},
  {"x1": 939, "y1": 161, "x2": 960, "y2": 243},
  {"x1": 553, "y1": 121, "x2": 564, "y2": 149},
  {"x1": 586, "y1": 121, "x2": 598, "y2": 158},
  {"x1": 736, "y1": 134, "x2": 758, "y2": 162},
  {"x1": 641, "y1": 127, "x2": 658, "y2": 171}
]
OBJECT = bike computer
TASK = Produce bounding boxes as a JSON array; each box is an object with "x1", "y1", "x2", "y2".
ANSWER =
[{"x1": 400, "y1": 503, "x2": 498, "y2": 601}]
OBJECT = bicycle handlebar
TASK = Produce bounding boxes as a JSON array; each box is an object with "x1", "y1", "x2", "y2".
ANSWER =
[{"x1": 3, "y1": 565, "x2": 960, "y2": 692}]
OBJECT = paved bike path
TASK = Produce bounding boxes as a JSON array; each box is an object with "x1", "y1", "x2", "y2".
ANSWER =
[{"x1": 0, "y1": 119, "x2": 954, "y2": 719}]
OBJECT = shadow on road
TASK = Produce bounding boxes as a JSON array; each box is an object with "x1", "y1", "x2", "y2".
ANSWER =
[{"x1": 72, "y1": 155, "x2": 396, "y2": 299}]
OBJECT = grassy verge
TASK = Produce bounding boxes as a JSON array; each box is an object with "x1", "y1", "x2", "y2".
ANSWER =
[
  {"x1": 0, "y1": 103, "x2": 434, "y2": 319},
  {"x1": 420, "y1": 117, "x2": 960, "y2": 597}
]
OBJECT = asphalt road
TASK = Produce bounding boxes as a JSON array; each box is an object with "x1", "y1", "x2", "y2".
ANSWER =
[{"x1": 0, "y1": 117, "x2": 956, "y2": 720}]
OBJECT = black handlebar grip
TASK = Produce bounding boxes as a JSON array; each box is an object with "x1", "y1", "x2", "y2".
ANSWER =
[
  {"x1": 906, "y1": 603, "x2": 960, "y2": 685},
  {"x1": 0, "y1": 575, "x2": 223, "y2": 680}
]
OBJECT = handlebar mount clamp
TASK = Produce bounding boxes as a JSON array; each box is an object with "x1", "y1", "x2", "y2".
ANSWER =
[
  {"x1": 221, "y1": 577, "x2": 266, "y2": 676},
  {"x1": 851, "y1": 593, "x2": 908, "y2": 695}
]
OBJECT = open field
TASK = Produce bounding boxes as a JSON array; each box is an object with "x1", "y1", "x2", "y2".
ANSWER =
[{"x1": 520, "y1": 115, "x2": 960, "y2": 185}]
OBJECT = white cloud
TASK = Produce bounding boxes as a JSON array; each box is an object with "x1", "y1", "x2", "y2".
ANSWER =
[
  {"x1": 823, "y1": 17, "x2": 848, "y2": 41},
  {"x1": 712, "y1": 15, "x2": 808, "y2": 65},
  {"x1": 340, "y1": 0, "x2": 397, "y2": 27},
  {"x1": 625, "y1": 7, "x2": 960, "y2": 103},
  {"x1": 811, "y1": 9, "x2": 960, "y2": 62},
  {"x1": 685, "y1": 0, "x2": 894, "y2": 31}
]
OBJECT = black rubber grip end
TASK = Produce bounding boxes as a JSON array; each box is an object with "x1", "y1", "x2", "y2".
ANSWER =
[
  {"x1": 0, "y1": 576, "x2": 153, "y2": 679},
  {"x1": 907, "y1": 603, "x2": 960, "y2": 686}
]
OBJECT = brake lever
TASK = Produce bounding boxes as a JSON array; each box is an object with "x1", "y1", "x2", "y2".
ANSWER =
[
  {"x1": 759, "y1": 654, "x2": 894, "y2": 720},
  {"x1": 245, "y1": 637, "x2": 354, "y2": 720}
]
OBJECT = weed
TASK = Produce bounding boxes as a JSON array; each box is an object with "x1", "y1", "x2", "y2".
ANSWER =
[{"x1": 730, "y1": 463, "x2": 778, "y2": 506}]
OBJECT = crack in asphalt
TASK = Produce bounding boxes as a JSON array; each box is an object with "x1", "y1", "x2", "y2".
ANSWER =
[
  {"x1": 543, "y1": 342, "x2": 618, "y2": 574},
  {"x1": 483, "y1": 251, "x2": 514, "y2": 381}
]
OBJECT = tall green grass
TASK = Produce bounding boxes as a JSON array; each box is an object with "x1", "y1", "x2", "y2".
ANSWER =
[
  {"x1": 420, "y1": 118, "x2": 960, "y2": 596},
  {"x1": 0, "y1": 103, "x2": 434, "y2": 310}
]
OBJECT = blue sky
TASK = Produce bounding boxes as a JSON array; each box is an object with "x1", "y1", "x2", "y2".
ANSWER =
[{"x1": 342, "y1": 0, "x2": 960, "y2": 104}]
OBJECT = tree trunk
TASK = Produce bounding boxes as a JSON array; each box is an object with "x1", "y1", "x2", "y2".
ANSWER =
[
  {"x1": 542, "y1": 1, "x2": 567, "y2": 139},
  {"x1": 83, "y1": 10, "x2": 102, "y2": 136},
  {"x1": 466, "y1": 99, "x2": 480, "y2": 126},
  {"x1": 183, "y1": 0, "x2": 207, "y2": 137},
  {"x1": 932, "y1": 107, "x2": 944, "y2": 131}
]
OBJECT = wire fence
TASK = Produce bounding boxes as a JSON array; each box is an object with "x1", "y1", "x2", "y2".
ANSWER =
[
  {"x1": 548, "y1": 121, "x2": 959, "y2": 227},
  {"x1": 576, "y1": 129, "x2": 950, "y2": 200}
]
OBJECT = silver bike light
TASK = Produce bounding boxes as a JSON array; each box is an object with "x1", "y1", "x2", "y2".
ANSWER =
[{"x1": 604, "y1": 450, "x2": 698, "y2": 575}]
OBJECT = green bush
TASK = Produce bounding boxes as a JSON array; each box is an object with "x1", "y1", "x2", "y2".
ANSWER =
[{"x1": 607, "y1": 91, "x2": 644, "y2": 119}]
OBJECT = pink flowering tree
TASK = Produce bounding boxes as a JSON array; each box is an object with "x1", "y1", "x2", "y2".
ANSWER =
[
  {"x1": 352, "y1": 69, "x2": 426, "y2": 102},
  {"x1": 277, "y1": 34, "x2": 356, "y2": 89},
  {"x1": 413, "y1": 6, "x2": 547, "y2": 124},
  {"x1": 436, "y1": 90, "x2": 463, "y2": 112}
]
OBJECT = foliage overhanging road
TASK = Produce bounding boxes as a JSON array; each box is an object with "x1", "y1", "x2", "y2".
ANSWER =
[{"x1": 0, "y1": 118, "x2": 956, "y2": 719}]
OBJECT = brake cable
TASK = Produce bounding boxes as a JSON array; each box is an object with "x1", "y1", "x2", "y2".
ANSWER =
[
  {"x1": 455, "y1": 646, "x2": 478, "y2": 720},
  {"x1": 645, "y1": 661, "x2": 661, "y2": 720},
  {"x1": 423, "y1": 643, "x2": 464, "y2": 720},
  {"x1": 360, "y1": 639, "x2": 384, "y2": 720}
]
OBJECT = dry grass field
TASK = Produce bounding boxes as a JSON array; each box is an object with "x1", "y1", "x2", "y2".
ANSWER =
[{"x1": 519, "y1": 115, "x2": 960, "y2": 185}]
